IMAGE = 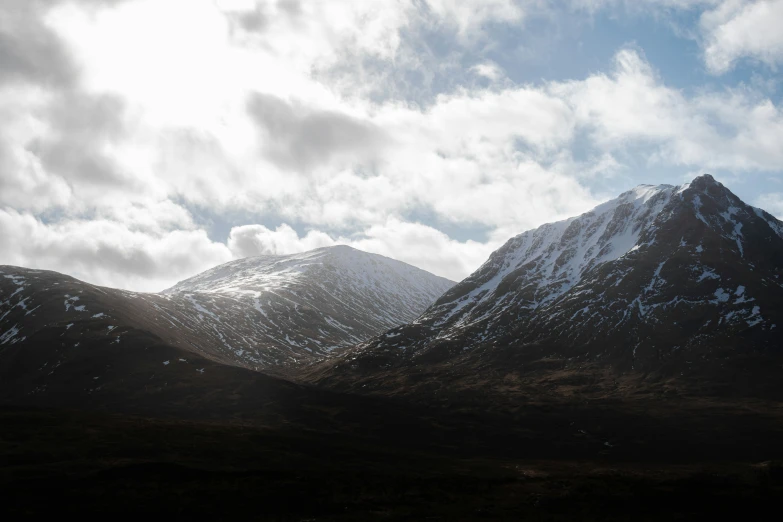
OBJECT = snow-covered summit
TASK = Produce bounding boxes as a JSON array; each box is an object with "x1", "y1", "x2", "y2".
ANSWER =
[
  {"x1": 165, "y1": 246, "x2": 454, "y2": 333},
  {"x1": 417, "y1": 174, "x2": 763, "y2": 329},
  {"x1": 165, "y1": 245, "x2": 453, "y2": 309},
  {"x1": 416, "y1": 180, "x2": 685, "y2": 329},
  {"x1": 156, "y1": 245, "x2": 454, "y2": 367}
]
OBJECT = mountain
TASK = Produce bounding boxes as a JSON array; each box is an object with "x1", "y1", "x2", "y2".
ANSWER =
[
  {"x1": 0, "y1": 246, "x2": 453, "y2": 406},
  {"x1": 164, "y1": 245, "x2": 455, "y2": 356},
  {"x1": 314, "y1": 175, "x2": 783, "y2": 400}
]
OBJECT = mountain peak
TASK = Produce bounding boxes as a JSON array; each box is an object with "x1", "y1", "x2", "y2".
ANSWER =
[
  {"x1": 320, "y1": 244, "x2": 356, "y2": 252},
  {"x1": 676, "y1": 173, "x2": 728, "y2": 197},
  {"x1": 690, "y1": 172, "x2": 717, "y2": 187},
  {"x1": 621, "y1": 174, "x2": 717, "y2": 202},
  {"x1": 326, "y1": 176, "x2": 783, "y2": 398},
  {"x1": 307, "y1": 244, "x2": 359, "y2": 256},
  {"x1": 167, "y1": 246, "x2": 453, "y2": 296}
]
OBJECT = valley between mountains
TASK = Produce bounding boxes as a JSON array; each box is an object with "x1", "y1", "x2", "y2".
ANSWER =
[{"x1": 3, "y1": 174, "x2": 783, "y2": 520}]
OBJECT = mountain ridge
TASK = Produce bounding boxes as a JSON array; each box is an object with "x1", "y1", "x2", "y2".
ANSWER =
[
  {"x1": 312, "y1": 175, "x2": 783, "y2": 400},
  {"x1": 0, "y1": 246, "x2": 454, "y2": 406}
]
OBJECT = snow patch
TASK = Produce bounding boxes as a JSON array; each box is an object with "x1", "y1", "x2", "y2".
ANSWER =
[
  {"x1": 692, "y1": 195, "x2": 709, "y2": 225},
  {"x1": 0, "y1": 325, "x2": 20, "y2": 344},
  {"x1": 713, "y1": 288, "x2": 730, "y2": 303},
  {"x1": 696, "y1": 266, "x2": 720, "y2": 282}
]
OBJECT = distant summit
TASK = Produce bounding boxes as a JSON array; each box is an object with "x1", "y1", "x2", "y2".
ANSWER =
[{"x1": 164, "y1": 245, "x2": 455, "y2": 361}]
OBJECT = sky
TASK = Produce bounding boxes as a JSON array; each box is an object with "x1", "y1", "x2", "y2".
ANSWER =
[{"x1": 2, "y1": 0, "x2": 783, "y2": 291}]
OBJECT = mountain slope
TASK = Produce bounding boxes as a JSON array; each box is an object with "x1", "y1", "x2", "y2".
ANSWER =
[
  {"x1": 0, "y1": 246, "x2": 453, "y2": 404},
  {"x1": 315, "y1": 175, "x2": 783, "y2": 399}
]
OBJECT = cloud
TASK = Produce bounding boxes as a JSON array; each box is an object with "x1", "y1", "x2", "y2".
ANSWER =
[
  {"x1": 246, "y1": 93, "x2": 389, "y2": 171},
  {"x1": 0, "y1": 85, "x2": 135, "y2": 217},
  {"x1": 227, "y1": 224, "x2": 335, "y2": 257},
  {"x1": 557, "y1": 48, "x2": 783, "y2": 171},
  {"x1": 346, "y1": 219, "x2": 495, "y2": 282},
  {"x1": 2, "y1": 0, "x2": 783, "y2": 291},
  {"x1": 470, "y1": 61, "x2": 506, "y2": 82},
  {"x1": 570, "y1": 0, "x2": 718, "y2": 13},
  {"x1": 755, "y1": 192, "x2": 783, "y2": 219},
  {"x1": 0, "y1": 209, "x2": 490, "y2": 288},
  {"x1": 0, "y1": 1, "x2": 77, "y2": 88},
  {"x1": 0, "y1": 207, "x2": 231, "y2": 292},
  {"x1": 570, "y1": 0, "x2": 783, "y2": 75},
  {"x1": 226, "y1": 219, "x2": 493, "y2": 282},
  {"x1": 424, "y1": 0, "x2": 524, "y2": 41},
  {"x1": 701, "y1": 0, "x2": 783, "y2": 74},
  {"x1": 0, "y1": 0, "x2": 134, "y2": 87},
  {"x1": 0, "y1": 0, "x2": 137, "y2": 215},
  {"x1": 33, "y1": 91, "x2": 129, "y2": 189}
]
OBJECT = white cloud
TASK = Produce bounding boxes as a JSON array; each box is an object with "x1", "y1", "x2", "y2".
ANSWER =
[
  {"x1": 557, "y1": 48, "x2": 783, "y2": 171},
  {"x1": 0, "y1": 208, "x2": 231, "y2": 292},
  {"x1": 755, "y1": 192, "x2": 783, "y2": 219},
  {"x1": 425, "y1": 0, "x2": 524, "y2": 41},
  {"x1": 470, "y1": 61, "x2": 506, "y2": 82},
  {"x1": 572, "y1": 0, "x2": 783, "y2": 75},
  {"x1": 0, "y1": 87, "x2": 72, "y2": 212},
  {"x1": 98, "y1": 199, "x2": 198, "y2": 235},
  {"x1": 227, "y1": 224, "x2": 335, "y2": 258},
  {"x1": 345, "y1": 219, "x2": 495, "y2": 282},
  {"x1": 702, "y1": 0, "x2": 783, "y2": 74},
  {"x1": 3, "y1": 0, "x2": 783, "y2": 291},
  {"x1": 226, "y1": 219, "x2": 494, "y2": 282}
]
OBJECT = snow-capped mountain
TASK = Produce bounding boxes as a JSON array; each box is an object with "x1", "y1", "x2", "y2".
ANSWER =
[
  {"x1": 319, "y1": 175, "x2": 783, "y2": 397},
  {"x1": 161, "y1": 245, "x2": 454, "y2": 363},
  {"x1": 0, "y1": 246, "x2": 454, "y2": 393},
  {"x1": 166, "y1": 245, "x2": 453, "y2": 336}
]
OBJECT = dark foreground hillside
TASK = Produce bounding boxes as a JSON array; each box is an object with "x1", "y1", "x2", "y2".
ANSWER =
[{"x1": 3, "y1": 396, "x2": 783, "y2": 520}]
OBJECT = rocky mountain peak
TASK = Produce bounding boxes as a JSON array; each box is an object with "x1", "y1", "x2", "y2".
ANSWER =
[
  {"x1": 687, "y1": 172, "x2": 728, "y2": 193},
  {"x1": 323, "y1": 176, "x2": 783, "y2": 397}
]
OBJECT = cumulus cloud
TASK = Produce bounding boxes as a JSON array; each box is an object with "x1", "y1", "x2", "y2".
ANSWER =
[
  {"x1": 226, "y1": 219, "x2": 493, "y2": 282},
  {"x1": 246, "y1": 93, "x2": 389, "y2": 171},
  {"x1": 2, "y1": 0, "x2": 783, "y2": 290},
  {"x1": 424, "y1": 0, "x2": 524, "y2": 41},
  {"x1": 571, "y1": 0, "x2": 783, "y2": 75},
  {"x1": 0, "y1": 208, "x2": 231, "y2": 292},
  {"x1": 345, "y1": 219, "x2": 495, "y2": 282},
  {"x1": 33, "y1": 91, "x2": 129, "y2": 189},
  {"x1": 227, "y1": 224, "x2": 335, "y2": 258},
  {"x1": 470, "y1": 62, "x2": 506, "y2": 82},
  {"x1": 557, "y1": 48, "x2": 783, "y2": 171},
  {"x1": 0, "y1": 0, "x2": 77, "y2": 88},
  {"x1": 701, "y1": 0, "x2": 783, "y2": 74},
  {"x1": 755, "y1": 192, "x2": 783, "y2": 219}
]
